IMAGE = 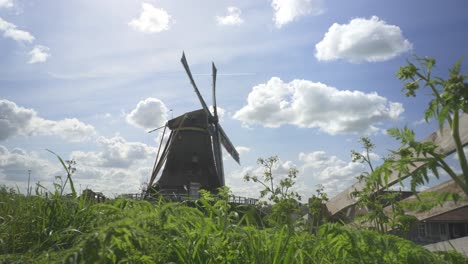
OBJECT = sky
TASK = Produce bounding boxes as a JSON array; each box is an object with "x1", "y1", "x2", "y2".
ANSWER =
[{"x1": 1, "y1": 0, "x2": 467, "y2": 199}]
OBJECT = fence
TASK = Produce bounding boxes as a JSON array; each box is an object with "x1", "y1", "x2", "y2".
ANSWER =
[{"x1": 119, "y1": 192, "x2": 258, "y2": 205}]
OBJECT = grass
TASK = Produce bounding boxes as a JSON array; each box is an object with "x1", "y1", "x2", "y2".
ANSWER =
[{"x1": 1, "y1": 186, "x2": 467, "y2": 263}]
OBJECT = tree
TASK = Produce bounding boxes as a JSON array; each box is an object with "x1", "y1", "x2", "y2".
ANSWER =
[
  {"x1": 394, "y1": 56, "x2": 468, "y2": 195},
  {"x1": 243, "y1": 156, "x2": 302, "y2": 228}
]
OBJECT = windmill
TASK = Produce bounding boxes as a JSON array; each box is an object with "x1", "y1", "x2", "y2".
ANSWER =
[{"x1": 145, "y1": 52, "x2": 240, "y2": 196}]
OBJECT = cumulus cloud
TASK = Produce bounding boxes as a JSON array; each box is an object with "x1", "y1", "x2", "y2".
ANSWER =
[
  {"x1": 272, "y1": 0, "x2": 323, "y2": 28},
  {"x1": 0, "y1": 99, "x2": 96, "y2": 142},
  {"x1": 233, "y1": 77, "x2": 404, "y2": 135},
  {"x1": 28, "y1": 45, "x2": 50, "y2": 64},
  {"x1": 70, "y1": 136, "x2": 157, "y2": 195},
  {"x1": 0, "y1": 17, "x2": 51, "y2": 63},
  {"x1": 216, "y1": 6, "x2": 244, "y2": 26},
  {"x1": 299, "y1": 151, "x2": 363, "y2": 181},
  {"x1": 0, "y1": 145, "x2": 60, "y2": 192},
  {"x1": 0, "y1": 17, "x2": 34, "y2": 43},
  {"x1": 315, "y1": 16, "x2": 412, "y2": 63},
  {"x1": 209, "y1": 105, "x2": 226, "y2": 121},
  {"x1": 226, "y1": 166, "x2": 258, "y2": 197},
  {"x1": 298, "y1": 151, "x2": 365, "y2": 196},
  {"x1": 77, "y1": 167, "x2": 151, "y2": 196},
  {"x1": 129, "y1": 2, "x2": 173, "y2": 33},
  {"x1": 0, "y1": 136, "x2": 156, "y2": 196},
  {"x1": 236, "y1": 146, "x2": 250, "y2": 156},
  {"x1": 71, "y1": 135, "x2": 156, "y2": 168},
  {"x1": 126, "y1": 97, "x2": 168, "y2": 130},
  {"x1": 226, "y1": 150, "x2": 367, "y2": 199},
  {"x1": 226, "y1": 157, "x2": 297, "y2": 199},
  {"x1": 0, "y1": 0, "x2": 13, "y2": 9}
]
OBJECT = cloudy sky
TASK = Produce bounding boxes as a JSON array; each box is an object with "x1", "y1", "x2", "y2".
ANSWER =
[{"x1": 1, "y1": 0, "x2": 467, "y2": 198}]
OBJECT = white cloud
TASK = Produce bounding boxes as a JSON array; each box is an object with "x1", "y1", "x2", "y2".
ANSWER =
[
  {"x1": 28, "y1": 45, "x2": 50, "y2": 64},
  {"x1": 0, "y1": 138, "x2": 155, "y2": 197},
  {"x1": 0, "y1": 99, "x2": 96, "y2": 142},
  {"x1": 413, "y1": 118, "x2": 426, "y2": 126},
  {"x1": 226, "y1": 157, "x2": 297, "y2": 199},
  {"x1": 272, "y1": 0, "x2": 323, "y2": 28},
  {"x1": 299, "y1": 151, "x2": 364, "y2": 196},
  {"x1": 224, "y1": 146, "x2": 250, "y2": 161},
  {"x1": 0, "y1": 17, "x2": 50, "y2": 64},
  {"x1": 0, "y1": 0, "x2": 13, "y2": 9},
  {"x1": 226, "y1": 150, "x2": 367, "y2": 199},
  {"x1": 0, "y1": 17, "x2": 34, "y2": 43},
  {"x1": 39, "y1": 118, "x2": 96, "y2": 142},
  {"x1": 315, "y1": 16, "x2": 412, "y2": 63},
  {"x1": 126, "y1": 97, "x2": 168, "y2": 130},
  {"x1": 0, "y1": 145, "x2": 60, "y2": 193},
  {"x1": 129, "y1": 2, "x2": 173, "y2": 33},
  {"x1": 368, "y1": 152, "x2": 380, "y2": 161},
  {"x1": 69, "y1": 135, "x2": 157, "y2": 196},
  {"x1": 299, "y1": 151, "x2": 362, "y2": 181},
  {"x1": 226, "y1": 166, "x2": 259, "y2": 197},
  {"x1": 236, "y1": 146, "x2": 250, "y2": 156},
  {"x1": 216, "y1": 6, "x2": 244, "y2": 26},
  {"x1": 209, "y1": 105, "x2": 226, "y2": 121},
  {"x1": 233, "y1": 77, "x2": 404, "y2": 135},
  {"x1": 71, "y1": 135, "x2": 156, "y2": 168}
]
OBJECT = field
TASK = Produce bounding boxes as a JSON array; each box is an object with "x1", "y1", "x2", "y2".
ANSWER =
[{"x1": 1, "y1": 186, "x2": 466, "y2": 264}]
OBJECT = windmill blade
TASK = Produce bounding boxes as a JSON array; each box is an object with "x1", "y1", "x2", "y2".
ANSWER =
[
  {"x1": 217, "y1": 124, "x2": 240, "y2": 164},
  {"x1": 211, "y1": 125, "x2": 225, "y2": 185},
  {"x1": 212, "y1": 62, "x2": 218, "y2": 119},
  {"x1": 181, "y1": 52, "x2": 212, "y2": 119},
  {"x1": 147, "y1": 124, "x2": 166, "y2": 133}
]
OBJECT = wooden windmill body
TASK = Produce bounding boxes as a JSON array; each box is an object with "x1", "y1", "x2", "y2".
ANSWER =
[{"x1": 146, "y1": 53, "x2": 240, "y2": 196}]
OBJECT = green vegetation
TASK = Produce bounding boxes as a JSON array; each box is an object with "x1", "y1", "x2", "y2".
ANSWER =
[
  {"x1": 350, "y1": 137, "x2": 418, "y2": 234},
  {"x1": 1, "y1": 185, "x2": 466, "y2": 264},
  {"x1": 244, "y1": 156, "x2": 302, "y2": 229},
  {"x1": 394, "y1": 56, "x2": 468, "y2": 195},
  {"x1": 349, "y1": 56, "x2": 468, "y2": 233}
]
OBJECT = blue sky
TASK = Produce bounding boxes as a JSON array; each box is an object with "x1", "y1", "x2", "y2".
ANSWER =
[{"x1": 1, "y1": 0, "x2": 467, "y2": 198}]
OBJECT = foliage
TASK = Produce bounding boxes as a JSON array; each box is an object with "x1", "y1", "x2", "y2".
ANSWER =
[
  {"x1": 351, "y1": 136, "x2": 386, "y2": 232},
  {"x1": 46, "y1": 149, "x2": 77, "y2": 198},
  {"x1": 1, "y1": 186, "x2": 466, "y2": 264},
  {"x1": 243, "y1": 156, "x2": 302, "y2": 228},
  {"x1": 244, "y1": 156, "x2": 301, "y2": 203},
  {"x1": 350, "y1": 137, "x2": 417, "y2": 233},
  {"x1": 307, "y1": 184, "x2": 329, "y2": 234},
  {"x1": 351, "y1": 136, "x2": 376, "y2": 175},
  {"x1": 395, "y1": 56, "x2": 468, "y2": 195}
]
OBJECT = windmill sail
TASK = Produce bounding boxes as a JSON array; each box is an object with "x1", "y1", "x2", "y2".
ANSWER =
[{"x1": 147, "y1": 52, "x2": 240, "y2": 195}]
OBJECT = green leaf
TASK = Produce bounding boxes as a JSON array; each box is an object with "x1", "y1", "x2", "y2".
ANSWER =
[{"x1": 46, "y1": 149, "x2": 76, "y2": 198}]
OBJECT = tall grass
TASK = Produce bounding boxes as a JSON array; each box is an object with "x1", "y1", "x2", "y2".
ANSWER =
[{"x1": 0, "y1": 186, "x2": 466, "y2": 263}]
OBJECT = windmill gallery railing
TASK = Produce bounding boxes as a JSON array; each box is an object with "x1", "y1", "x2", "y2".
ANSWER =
[
  {"x1": 326, "y1": 114, "x2": 468, "y2": 217},
  {"x1": 119, "y1": 193, "x2": 259, "y2": 205}
]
